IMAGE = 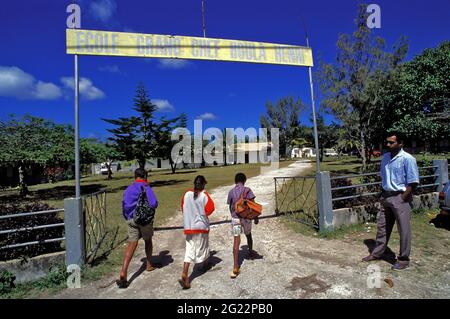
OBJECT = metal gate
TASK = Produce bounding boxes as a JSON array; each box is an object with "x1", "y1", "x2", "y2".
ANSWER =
[
  {"x1": 274, "y1": 176, "x2": 319, "y2": 229},
  {"x1": 82, "y1": 189, "x2": 118, "y2": 264}
]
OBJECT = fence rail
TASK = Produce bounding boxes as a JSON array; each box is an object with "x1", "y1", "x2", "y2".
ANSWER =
[
  {"x1": 274, "y1": 159, "x2": 448, "y2": 232},
  {"x1": 0, "y1": 209, "x2": 64, "y2": 220},
  {"x1": 1, "y1": 237, "x2": 66, "y2": 250},
  {"x1": 0, "y1": 209, "x2": 65, "y2": 250},
  {"x1": 331, "y1": 161, "x2": 447, "y2": 205}
]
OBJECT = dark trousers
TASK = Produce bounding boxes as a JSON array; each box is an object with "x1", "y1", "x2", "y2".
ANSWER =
[{"x1": 372, "y1": 194, "x2": 412, "y2": 263}]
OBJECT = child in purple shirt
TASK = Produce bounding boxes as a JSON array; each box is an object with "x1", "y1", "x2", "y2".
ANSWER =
[
  {"x1": 227, "y1": 173, "x2": 259, "y2": 278},
  {"x1": 117, "y1": 168, "x2": 158, "y2": 288}
]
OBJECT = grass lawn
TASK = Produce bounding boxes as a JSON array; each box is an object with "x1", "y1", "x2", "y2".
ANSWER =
[{"x1": 0, "y1": 160, "x2": 295, "y2": 298}]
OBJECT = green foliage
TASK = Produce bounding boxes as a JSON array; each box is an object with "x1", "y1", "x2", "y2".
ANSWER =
[
  {"x1": 412, "y1": 207, "x2": 427, "y2": 215},
  {"x1": 318, "y1": 223, "x2": 368, "y2": 239},
  {"x1": 33, "y1": 265, "x2": 67, "y2": 289},
  {"x1": 390, "y1": 111, "x2": 441, "y2": 142},
  {"x1": 103, "y1": 83, "x2": 184, "y2": 172},
  {"x1": 0, "y1": 115, "x2": 74, "y2": 165},
  {"x1": 388, "y1": 42, "x2": 450, "y2": 118},
  {"x1": 316, "y1": 114, "x2": 340, "y2": 160},
  {"x1": 80, "y1": 138, "x2": 123, "y2": 164},
  {"x1": 380, "y1": 42, "x2": 450, "y2": 149},
  {"x1": 260, "y1": 96, "x2": 306, "y2": 157},
  {"x1": 154, "y1": 112, "x2": 187, "y2": 173},
  {"x1": 0, "y1": 264, "x2": 69, "y2": 298},
  {"x1": 0, "y1": 270, "x2": 16, "y2": 294},
  {"x1": 0, "y1": 115, "x2": 75, "y2": 194}
]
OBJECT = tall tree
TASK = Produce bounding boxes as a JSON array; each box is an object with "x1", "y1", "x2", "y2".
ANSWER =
[
  {"x1": 260, "y1": 96, "x2": 305, "y2": 158},
  {"x1": 103, "y1": 83, "x2": 158, "y2": 169},
  {"x1": 103, "y1": 83, "x2": 185, "y2": 171},
  {"x1": 155, "y1": 112, "x2": 187, "y2": 174},
  {"x1": 317, "y1": 4, "x2": 408, "y2": 168}
]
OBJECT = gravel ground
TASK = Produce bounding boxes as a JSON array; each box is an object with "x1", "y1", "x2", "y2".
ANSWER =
[{"x1": 54, "y1": 161, "x2": 450, "y2": 299}]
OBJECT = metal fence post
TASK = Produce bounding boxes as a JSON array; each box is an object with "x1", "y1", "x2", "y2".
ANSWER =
[
  {"x1": 433, "y1": 159, "x2": 449, "y2": 192},
  {"x1": 64, "y1": 197, "x2": 85, "y2": 266},
  {"x1": 274, "y1": 178, "x2": 279, "y2": 215},
  {"x1": 316, "y1": 171, "x2": 334, "y2": 232}
]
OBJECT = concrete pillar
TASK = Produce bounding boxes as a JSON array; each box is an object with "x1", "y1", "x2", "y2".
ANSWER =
[
  {"x1": 316, "y1": 171, "x2": 334, "y2": 232},
  {"x1": 433, "y1": 159, "x2": 449, "y2": 192},
  {"x1": 64, "y1": 197, "x2": 85, "y2": 266}
]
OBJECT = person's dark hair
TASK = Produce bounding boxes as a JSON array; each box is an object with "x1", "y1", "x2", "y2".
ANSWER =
[
  {"x1": 386, "y1": 131, "x2": 406, "y2": 144},
  {"x1": 134, "y1": 168, "x2": 148, "y2": 180},
  {"x1": 193, "y1": 175, "x2": 207, "y2": 199},
  {"x1": 235, "y1": 173, "x2": 247, "y2": 184}
]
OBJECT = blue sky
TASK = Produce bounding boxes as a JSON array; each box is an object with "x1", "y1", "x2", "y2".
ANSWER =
[{"x1": 0, "y1": 0, "x2": 449, "y2": 140}]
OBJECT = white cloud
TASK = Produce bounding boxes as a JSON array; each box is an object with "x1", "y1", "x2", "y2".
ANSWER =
[
  {"x1": 99, "y1": 65, "x2": 121, "y2": 73},
  {"x1": 61, "y1": 77, "x2": 105, "y2": 100},
  {"x1": 196, "y1": 112, "x2": 218, "y2": 120},
  {"x1": 0, "y1": 66, "x2": 62, "y2": 100},
  {"x1": 157, "y1": 59, "x2": 192, "y2": 69},
  {"x1": 33, "y1": 81, "x2": 62, "y2": 100},
  {"x1": 89, "y1": 0, "x2": 117, "y2": 22},
  {"x1": 153, "y1": 99, "x2": 175, "y2": 112}
]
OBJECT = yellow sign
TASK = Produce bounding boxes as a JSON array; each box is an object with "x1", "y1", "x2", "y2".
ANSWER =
[{"x1": 66, "y1": 29, "x2": 313, "y2": 67}]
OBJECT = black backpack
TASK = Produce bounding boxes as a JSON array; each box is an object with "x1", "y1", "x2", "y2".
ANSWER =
[{"x1": 133, "y1": 186, "x2": 156, "y2": 226}]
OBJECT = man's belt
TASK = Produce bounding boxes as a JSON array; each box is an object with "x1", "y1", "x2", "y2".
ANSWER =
[{"x1": 382, "y1": 190, "x2": 404, "y2": 197}]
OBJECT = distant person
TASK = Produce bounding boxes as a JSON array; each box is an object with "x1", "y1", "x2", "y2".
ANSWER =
[
  {"x1": 227, "y1": 173, "x2": 259, "y2": 278},
  {"x1": 362, "y1": 131, "x2": 419, "y2": 270},
  {"x1": 179, "y1": 175, "x2": 215, "y2": 289},
  {"x1": 116, "y1": 168, "x2": 158, "y2": 288}
]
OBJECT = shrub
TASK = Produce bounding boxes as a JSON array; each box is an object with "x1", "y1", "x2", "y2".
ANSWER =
[
  {"x1": 44, "y1": 167, "x2": 65, "y2": 183},
  {"x1": 33, "y1": 265, "x2": 67, "y2": 289},
  {"x1": 331, "y1": 178, "x2": 356, "y2": 209},
  {"x1": 0, "y1": 270, "x2": 16, "y2": 294},
  {"x1": 331, "y1": 164, "x2": 381, "y2": 221}
]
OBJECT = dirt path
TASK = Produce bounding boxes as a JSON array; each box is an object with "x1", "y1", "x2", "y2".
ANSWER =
[{"x1": 55, "y1": 161, "x2": 450, "y2": 299}]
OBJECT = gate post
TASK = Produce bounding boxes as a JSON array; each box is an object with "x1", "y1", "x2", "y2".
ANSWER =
[
  {"x1": 316, "y1": 171, "x2": 334, "y2": 232},
  {"x1": 64, "y1": 197, "x2": 85, "y2": 266},
  {"x1": 433, "y1": 159, "x2": 449, "y2": 192}
]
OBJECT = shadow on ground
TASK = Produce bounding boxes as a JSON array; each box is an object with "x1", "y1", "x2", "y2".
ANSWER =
[
  {"x1": 1, "y1": 184, "x2": 106, "y2": 202},
  {"x1": 127, "y1": 250, "x2": 174, "y2": 285},
  {"x1": 363, "y1": 239, "x2": 397, "y2": 265},
  {"x1": 188, "y1": 250, "x2": 223, "y2": 284},
  {"x1": 237, "y1": 245, "x2": 264, "y2": 269}
]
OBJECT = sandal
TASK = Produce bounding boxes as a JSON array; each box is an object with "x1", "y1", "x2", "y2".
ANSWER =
[
  {"x1": 230, "y1": 268, "x2": 240, "y2": 279},
  {"x1": 178, "y1": 276, "x2": 191, "y2": 289},
  {"x1": 115, "y1": 279, "x2": 129, "y2": 289},
  {"x1": 146, "y1": 264, "x2": 157, "y2": 272}
]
